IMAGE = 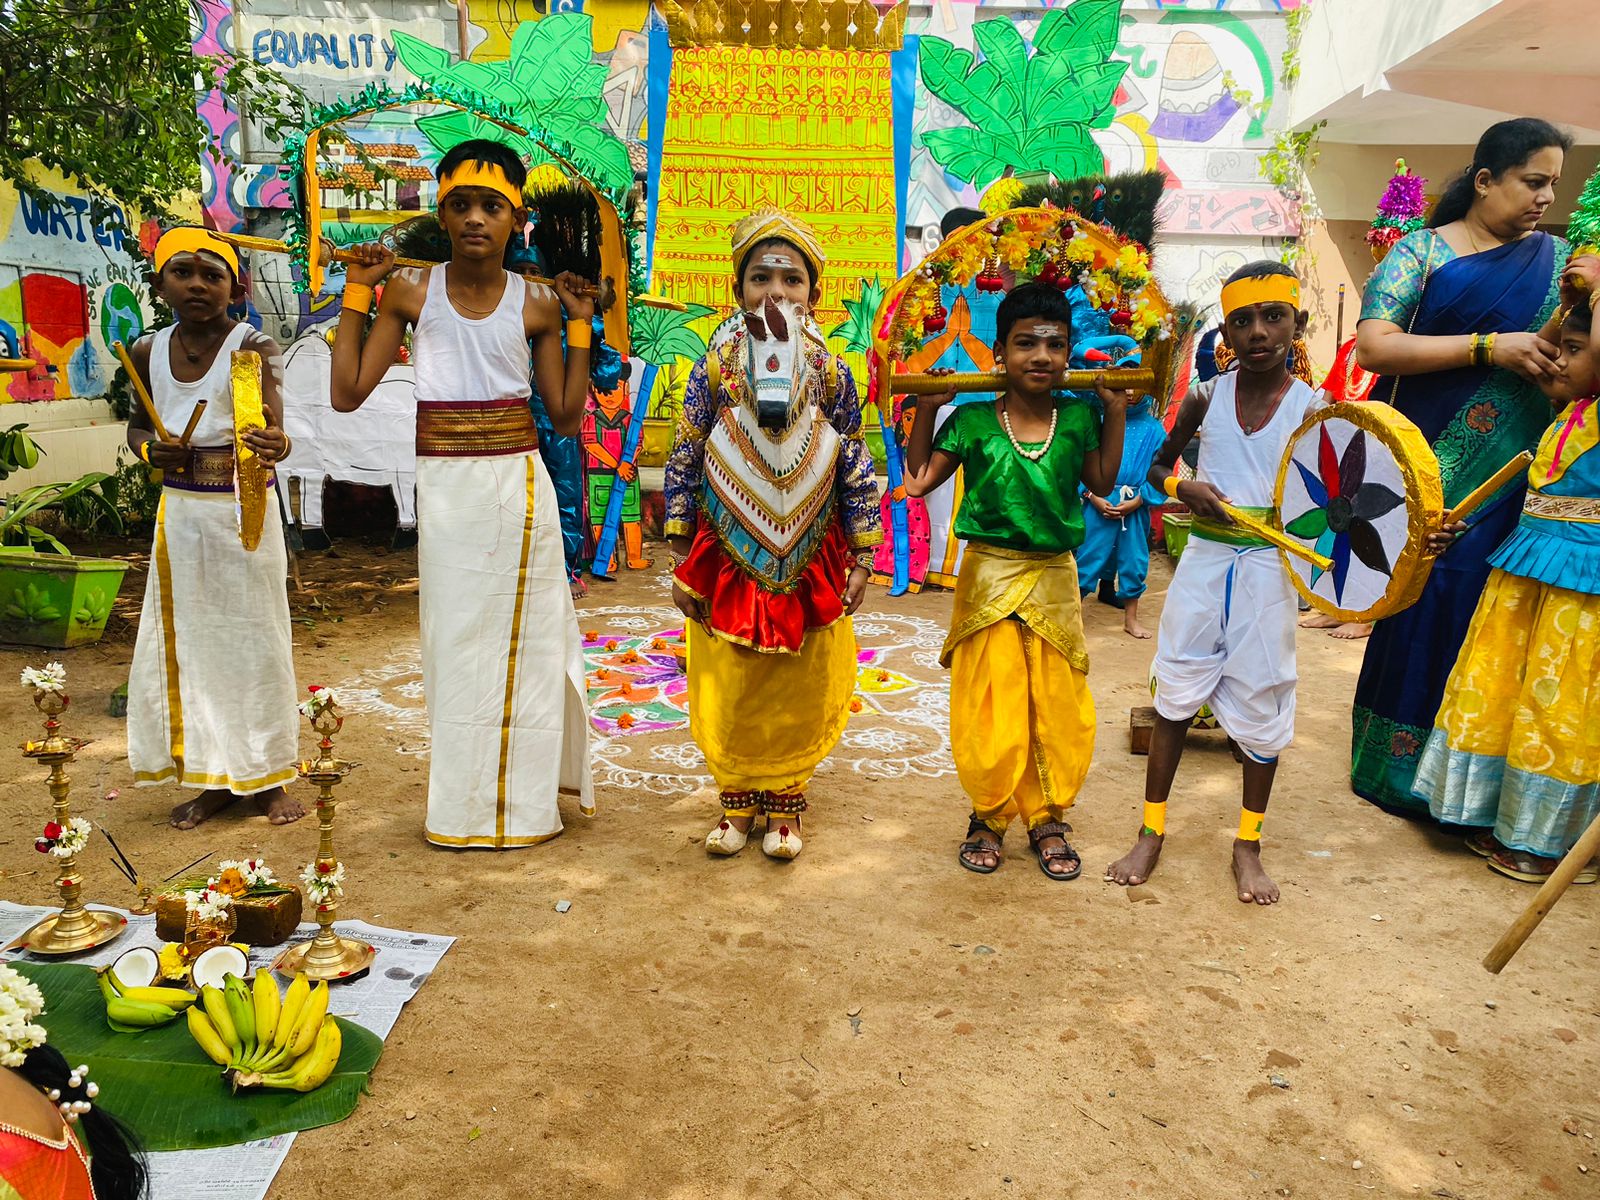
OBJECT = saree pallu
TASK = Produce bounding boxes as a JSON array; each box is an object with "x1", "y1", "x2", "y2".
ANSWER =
[
  {"x1": 1351, "y1": 232, "x2": 1564, "y2": 813},
  {"x1": 128, "y1": 488, "x2": 299, "y2": 795},
  {"x1": 418, "y1": 452, "x2": 593, "y2": 848}
]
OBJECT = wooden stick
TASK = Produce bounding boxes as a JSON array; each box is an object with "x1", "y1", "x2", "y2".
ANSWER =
[
  {"x1": 112, "y1": 340, "x2": 173, "y2": 442},
  {"x1": 177, "y1": 399, "x2": 208, "y2": 447},
  {"x1": 890, "y1": 365, "x2": 1158, "y2": 396},
  {"x1": 1220, "y1": 503, "x2": 1335, "y2": 572},
  {"x1": 1483, "y1": 810, "x2": 1600, "y2": 973},
  {"x1": 1446, "y1": 451, "x2": 1535, "y2": 525}
]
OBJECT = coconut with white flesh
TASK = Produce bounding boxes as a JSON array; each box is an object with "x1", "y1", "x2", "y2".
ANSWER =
[
  {"x1": 110, "y1": 946, "x2": 160, "y2": 990},
  {"x1": 190, "y1": 944, "x2": 249, "y2": 991}
]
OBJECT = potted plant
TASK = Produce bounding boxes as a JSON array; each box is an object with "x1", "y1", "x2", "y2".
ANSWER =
[{"x1": 0, "y1": 424, "x2": 130, "y2": 648}]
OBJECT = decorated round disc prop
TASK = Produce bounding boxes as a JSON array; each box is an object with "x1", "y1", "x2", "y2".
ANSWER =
[{"x1": 1274, "y1": 402, "x2": 1443, "y2": 623}]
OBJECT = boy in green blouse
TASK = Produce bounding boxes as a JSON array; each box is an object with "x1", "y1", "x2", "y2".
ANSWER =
[{"x1": 904, "y1": 283, "x2": 1126, "y2": 880}]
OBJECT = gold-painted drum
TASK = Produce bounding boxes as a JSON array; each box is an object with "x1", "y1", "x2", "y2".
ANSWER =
[{"x1": 1274, "y1": 402, "x2": 1444, "y2": 623}]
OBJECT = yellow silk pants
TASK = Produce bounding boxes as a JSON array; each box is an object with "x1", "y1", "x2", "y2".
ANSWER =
[
  {"x1": 950, "y1": 618, "x2": 1096, "y2": 833},
  {"x1": 686, "y1": 618, "x2": 857, "y2": 795}
]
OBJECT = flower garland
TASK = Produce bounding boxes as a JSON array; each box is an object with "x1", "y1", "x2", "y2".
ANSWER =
[
  {"x1": 0, "y1": 964, "x2": 47, "y2": 1068},
  {"x1": 298, "y1": 684, "x2": 340, "y2": 719},
  {"x1": 19, "y1": 662, "x2": 66, "y2": 694},
  {"x1": 209, "y1": 858, "x2": 278, "y2": 898},
  {"x1": 301, "y1": 860, "x2": 346, "y2": 906},
  {"x1": 34, "y1": 817, "x2": 90, "y2": 859},
  {"x1": 185, "y1": 886, "x2": 233, "y2": 923}
]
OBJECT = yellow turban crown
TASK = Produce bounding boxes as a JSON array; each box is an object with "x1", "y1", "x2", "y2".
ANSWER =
[{"x1": 731, "y1": 208, "x2": 825, "y2": 280}]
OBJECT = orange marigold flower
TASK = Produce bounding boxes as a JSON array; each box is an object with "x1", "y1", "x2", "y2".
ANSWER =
[{"x1": 215, "y1": 867, "x2": 249, "y2": 897}]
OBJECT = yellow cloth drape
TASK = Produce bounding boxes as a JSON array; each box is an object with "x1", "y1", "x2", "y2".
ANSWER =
[
  {"x1": 687, "y1": 618, "x2": 857, "y2": 793},
  {"x1": 940, "y1": 543, "x2": 1089, "y2": 670},
  {"x1": 945, "y1": 546, "x2": 1094, "y2": 832},
  {"x1": 950, "y1": 619, "x2": 1096, "y2": 832}
]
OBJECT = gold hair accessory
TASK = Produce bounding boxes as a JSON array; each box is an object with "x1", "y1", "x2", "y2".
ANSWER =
[{"x1": 730, "y1": 208, "x2": 825, "y2": 280}]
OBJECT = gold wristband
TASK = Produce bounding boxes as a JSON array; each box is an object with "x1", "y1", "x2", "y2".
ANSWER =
[
  {"x1": 1163, "y1": 475, "x2": 1180, "y2": 500},
  {"x1": 138, "y1": 439, "x2": 153, "y2": 465},
  {"x1": 343, "y1": 283, "x2": 375, "y2": 315},
  {"x1": 566, "y1": 320, "x2": 592, "y2": 349},
  {"x1": 1467, "y1": 333, "x2": 1480, "y2": 367},
  {"x1": 1482, "y1": 332, "x2": 1497, "y2": 368}
]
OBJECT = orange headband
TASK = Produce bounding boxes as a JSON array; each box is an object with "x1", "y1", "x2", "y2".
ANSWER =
[
  {"x1": 154, "y1": 228, "x2": 239, "y2": 277},
  {"x1": 436, "y1": 162, "x2": 524, "y2": 209},
  {"x1": 1220, "y1": 274, "x2": 1301, "y2": 317}
]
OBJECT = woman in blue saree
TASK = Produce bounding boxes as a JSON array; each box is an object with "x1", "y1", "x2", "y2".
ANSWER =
[{"x1": 1351, "y1": 118, "x2": 1573, "y2": 815}]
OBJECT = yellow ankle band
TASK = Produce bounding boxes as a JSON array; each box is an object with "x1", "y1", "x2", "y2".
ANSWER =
[
  {"x1": 1141, "y1": 801, "x2": 1166, "y2": 837},
  {"x1": 1238, "y1": 808, "x2": 1263, "y2": 842}
]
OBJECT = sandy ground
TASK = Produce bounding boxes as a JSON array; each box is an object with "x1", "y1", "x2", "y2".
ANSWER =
[{"x1": 1, "y1": 536, "x2": 1596, "y2": 1200}]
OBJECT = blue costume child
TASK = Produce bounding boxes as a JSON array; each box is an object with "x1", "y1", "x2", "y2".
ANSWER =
[{"x1": 1071, "y1": 331, "x2": 1167, "y2": 636}]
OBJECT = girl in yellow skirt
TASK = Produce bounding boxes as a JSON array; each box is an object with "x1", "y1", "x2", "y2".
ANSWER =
[
  {"x1": 903, "y1": 283, "x2": 1127, "y2": 879},
  {"x1": 664, "y1": 209, "x2": 882, "y2": 861},
  {"x1": 1414, "y1": 266, "x2": 1600, "y2": 883}
]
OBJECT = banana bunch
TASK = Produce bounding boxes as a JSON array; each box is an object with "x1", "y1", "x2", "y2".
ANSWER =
[
  {"x1": 96, "y1": 967, "x2": 196, "y2": 1031},
  {"x1": 187, "y1": 972, "x2": 343, "y2": 1093}
]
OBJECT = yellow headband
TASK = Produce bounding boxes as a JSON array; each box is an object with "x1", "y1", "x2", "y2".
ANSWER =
[
  {"x1": 436, "y1": 163, "x2": 524, "y2": 210},
  {"x1": 1220, "y1": 274, "x2": 1301, "y2": 317},
  {"x1": 154, "y1": 228, "x2": 239, "y2": 278},
  {"x1": 731, "y1": 208, "x2": 825, "y2": 280}
]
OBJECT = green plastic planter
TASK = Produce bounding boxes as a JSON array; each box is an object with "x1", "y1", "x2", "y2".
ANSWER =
[
  {"x1": 0, "y1": 553, "x2": 130, "y2": 648},
  {"x1": 1162, "y1": 512, "x2": 1192, "y2": 562}
]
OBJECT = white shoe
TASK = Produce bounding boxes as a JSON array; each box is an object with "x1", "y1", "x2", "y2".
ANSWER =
[
  {"x1": 762, "y1": 819, "x2": 803, "y2": 860},
  {"x1": 705, "y1": 818, "x2": 750, "y2": 856}
]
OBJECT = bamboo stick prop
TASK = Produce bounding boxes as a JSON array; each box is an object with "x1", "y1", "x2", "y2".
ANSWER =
[
  {"x1": 112, "y1": 341, "x2": 173, "y2": 442},
  {"x1": 1482, "y1": 810, "x2": 1600, "y2": 973},
  {"x1": 1445, "y1": 450, "x2": 1536, "y2": 525},
  {"x1": 200, "y1": 229, "x2": 687, "y2": 310},
  {"x1": 888, "y1": 364, "x2": 1158, "y2": 397},
  {"x1": 177, "y1": 400, "x2": 208, "y2": 447},
  {"x1": 1161, "y1": 476, "x2": 1334, "y2": 572}
]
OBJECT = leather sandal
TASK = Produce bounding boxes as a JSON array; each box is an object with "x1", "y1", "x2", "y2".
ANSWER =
[
  {"x1": 958, "y1": 815, "x2": 1002, "y2": 875},
  {"x1": 1028, "y1": 821, "x2": 1082, "y2": 881}
]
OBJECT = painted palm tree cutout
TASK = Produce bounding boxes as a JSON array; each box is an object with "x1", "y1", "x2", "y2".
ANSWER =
[{"x1": 1285, "y1": 427, "x2": 1405, "y2": 598}]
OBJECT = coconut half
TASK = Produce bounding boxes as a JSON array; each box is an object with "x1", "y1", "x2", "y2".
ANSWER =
[
  {"x1": 110, "y1": 946, "x2": 160, "y2": 990},
  {"x1": 190, "y1": 944, "x2": 249, "y2": 991}
]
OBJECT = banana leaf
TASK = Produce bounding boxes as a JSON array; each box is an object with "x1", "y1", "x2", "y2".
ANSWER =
[{"x1": 15, "y1": 962, "x2": 382, "y2": 1151}]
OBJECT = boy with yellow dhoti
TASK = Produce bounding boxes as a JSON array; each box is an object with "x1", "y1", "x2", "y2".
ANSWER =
[
  {"x1": 665, "y1": 209, "x2": 882, "y2": 861},
  {"x1": 125, "y1": 228, "x2": 301, "y2": 830},
  {"x1": 904, "y1": 283, "x2": 1128, "y2": 880}
]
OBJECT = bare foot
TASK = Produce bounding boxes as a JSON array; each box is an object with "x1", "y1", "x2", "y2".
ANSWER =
[
  {"x1": 254, "y1": 787, "x2": 306, "y2": 825},
  {"x1": 1330, "y1": 622, "x2": 1372, "y2": 640},
  {"x1": 1298, "y1": 611, "x2": 1340, "y2": 629},
  {"x1": 568, "y1": 577, "x2": 588, "y2": 602},
  {"x1": 958, "y1": 826, "x2": 1002, "y2": 873},
  {"x1": 170, "y1": 789, "x2": 238, "y2": 830},
  {"x1": 1232, "y1": 841, "x2": 1279, "y2": 904},
  {"x1": 1105, "y1": 831, "x2": 1164, "y2": 886},
  {"x1": 1123, "y1": 614, "x2": 1151, "y2": 639}
]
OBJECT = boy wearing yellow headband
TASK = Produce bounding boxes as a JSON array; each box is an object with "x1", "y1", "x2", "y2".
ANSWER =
[
  {"x1": 125, "y1": 228, "x2": 302, "y2": 830},
  {"x1": 663, "y1": 208, "x2": 882, "y2": 861},
  {"x1": 330, "y1": 139, "x2": 598, "y2": 849},
  {"x1": 1106, "y1": 261, "x2": 1321, "y2": 905}
]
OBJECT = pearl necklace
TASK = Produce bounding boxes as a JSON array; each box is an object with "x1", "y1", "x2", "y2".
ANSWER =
[{"x1": 1000, "y1": 400, "x2": 1057, "y2": 461}]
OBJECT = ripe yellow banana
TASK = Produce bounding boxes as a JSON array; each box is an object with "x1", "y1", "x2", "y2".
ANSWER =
[
  {"x1": 287, "y1": 980, "x2": 328, "y2": 1057},
  {"x1": 187, "y1": 1006, "x2": 235, "y2": 1066},
  {"x1": 201, "y1": 985, "x2": 239, "y2": 1055},
  {"x1": 274, "y1": 973, "x2": 310, "y2": 1051},
  {"x1": 251, "y1": 971, "x2": 280, "y2": 1049},
  {"x1": 259, "y1": 1016, "x2": 341, "y2": 1092},
  {"x1": 118, "y1": 985, "x2": 197, "y2": 1008}
]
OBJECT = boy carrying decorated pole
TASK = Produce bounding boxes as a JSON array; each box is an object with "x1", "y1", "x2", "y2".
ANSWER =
[
  {"x1": 903, "y1": 283, "x2": 1128, "y2": 880},
  {"x1": 330, "y1": 139, "x2": 596, "y2": 848},
  {"x1": 125, "y1": 228, "x2": 302, "y2": 829},
  {"x1": 664, "y1": 208, "x2": 882, "y2": 861},
  {"x1": 1105, "y1": 262, "x2": 1321, "y2": 904}
]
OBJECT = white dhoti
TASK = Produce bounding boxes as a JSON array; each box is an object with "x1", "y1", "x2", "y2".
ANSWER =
[
  {"x1": 417, "y1": 452, "x2": 592, "y2": 848},
  {"x1": 1151, "y1": 535, "x2": 1297, "y2": 761},
  {"x1": 128, "y1": 488, "x2": 299, "y2": 794}
]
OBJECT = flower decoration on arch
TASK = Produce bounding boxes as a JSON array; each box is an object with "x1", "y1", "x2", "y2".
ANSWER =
[{"x1": 1285, "y1": 426, "x2": 1405, "y2": 597}]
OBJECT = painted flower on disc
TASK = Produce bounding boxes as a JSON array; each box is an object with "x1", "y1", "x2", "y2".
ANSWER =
[
  {"x1": 19, "y1": 663, "x2": 66, "y2": 694},
  {"x1": 0, "y1": 964, "x2": 48, "y2": 1068},
  {"x1": 1286, "y1": 426, "x2": 1405, "y2": 599}
]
